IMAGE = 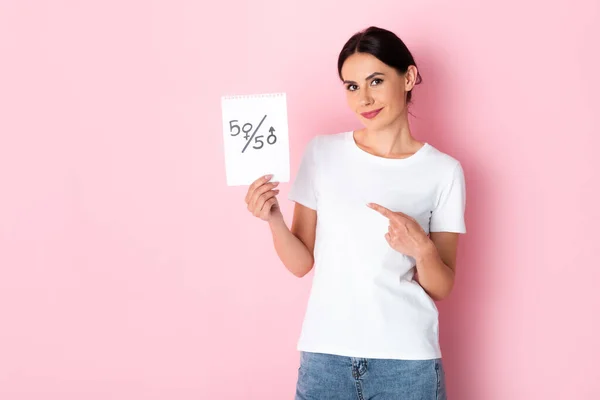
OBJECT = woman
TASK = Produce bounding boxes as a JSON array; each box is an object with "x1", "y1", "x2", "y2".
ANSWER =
[{"x1": 244, "y1": 26, "x2": 466, "y2": 400}]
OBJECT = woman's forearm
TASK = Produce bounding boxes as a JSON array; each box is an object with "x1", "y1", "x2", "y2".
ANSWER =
[
  {"x1": 268, "y1": 215, "x2": 314, "y2": 277},
  {"x1": 414, "y1": 241, "x2": 455, "y2": 301}
]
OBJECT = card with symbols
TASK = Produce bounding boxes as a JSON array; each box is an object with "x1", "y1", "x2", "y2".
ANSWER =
[{"x1": 221, "y1": 92, "x2": 290, "y2": 186}]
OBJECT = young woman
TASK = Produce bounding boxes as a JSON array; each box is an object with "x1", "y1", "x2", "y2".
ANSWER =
[{"x1": 244, "y1": 26, "x2": 466, "y2": 400}]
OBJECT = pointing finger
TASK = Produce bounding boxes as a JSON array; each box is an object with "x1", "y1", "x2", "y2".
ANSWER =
[
  {"x1": 394, "y1": 211, "x2": 416, "y2": 223},
  {"x1": 367, "y1": 203, "x2": 393, "y2": 218}
]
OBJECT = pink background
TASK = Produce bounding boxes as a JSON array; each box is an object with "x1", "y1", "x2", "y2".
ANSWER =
[{"x1": 1, "y1": 0, "x2": 599, "y2": 399}]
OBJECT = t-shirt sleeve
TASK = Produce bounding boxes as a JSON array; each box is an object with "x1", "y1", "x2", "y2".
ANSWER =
[
  {"x1": 429, "y1": 162, "x2": 467, "y2": 233},
  {"x1": 288, "y1": 136, "x2": 319, "y2": 210}
]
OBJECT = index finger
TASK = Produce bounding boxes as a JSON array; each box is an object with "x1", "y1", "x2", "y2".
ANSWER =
[
  {"x1": 367, "y1": 203, "x2": 394, "y2": 219},
  {"x1": 394, "y1": 211, "x2": 416, "y2": 223}
]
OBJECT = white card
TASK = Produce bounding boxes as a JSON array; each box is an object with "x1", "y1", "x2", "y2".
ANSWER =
[{"x1": 221, "y1": 93, "x2": 290, "y2": 186}]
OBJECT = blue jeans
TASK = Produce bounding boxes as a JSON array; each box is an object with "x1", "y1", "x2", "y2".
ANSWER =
[{"x1": 295, "y1": 351, "x2": 447, "y2": 400}]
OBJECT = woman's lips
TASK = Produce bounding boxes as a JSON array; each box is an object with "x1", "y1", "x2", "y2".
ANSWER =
[{"x1": 360, "y1": 107, "x2": 383, "y2": 119}]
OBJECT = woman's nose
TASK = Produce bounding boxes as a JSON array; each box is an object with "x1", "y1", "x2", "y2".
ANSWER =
[{"x1": 359, "y1": 89, "x2": 373, "y2": 106}]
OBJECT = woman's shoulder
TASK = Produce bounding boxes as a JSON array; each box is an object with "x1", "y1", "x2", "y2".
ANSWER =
[
  {"x1": 302, "y1": 131, "x2": 350, "y2": 155},
  {"x1": 422, "y1": 144, "x2": 465, "y2": 188},
  {"x1": 424, "y1": 143, "x2": 462, "y2": 169},
  {"x1": 308, "y1": 131, "x2": 348, "y2": 143}
]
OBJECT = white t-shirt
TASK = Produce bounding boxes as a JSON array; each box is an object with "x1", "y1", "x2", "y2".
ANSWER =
[{"x1": 288, "y1": 131, "x2": 466, "y2": 360}]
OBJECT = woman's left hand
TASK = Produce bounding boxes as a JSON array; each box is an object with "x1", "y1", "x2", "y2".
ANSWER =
[{"x1": 367, "y1": 203, "x2": 433, "y2": 259}]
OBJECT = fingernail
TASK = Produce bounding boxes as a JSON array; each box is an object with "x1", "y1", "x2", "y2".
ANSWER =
[
  {"x1": 272, "y1": 181, "x2": 280, "y2": 186},
  {"x1": 265, "y1": 174, "x2": 273, "y2": 180}
]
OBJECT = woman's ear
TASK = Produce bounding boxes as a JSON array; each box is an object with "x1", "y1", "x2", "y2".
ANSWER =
[{"x1": 404, "y1": 65, "x2": 418, "y2": 92}]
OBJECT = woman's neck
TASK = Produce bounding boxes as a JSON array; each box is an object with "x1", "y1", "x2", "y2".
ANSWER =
[{"x1": 357, "y1": 115, "x2": 424, "y2": 159}]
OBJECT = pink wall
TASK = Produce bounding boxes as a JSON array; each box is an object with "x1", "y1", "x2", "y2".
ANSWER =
[{"x1": 1, "y1": 0, "x2": 598, "y2": 398}]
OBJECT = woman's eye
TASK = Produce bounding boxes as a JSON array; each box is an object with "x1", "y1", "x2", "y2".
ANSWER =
[
  {"x1": 347, "y1": 84, "x2": 358, "y2": 91},
  {"x1": 371, "y1": 78, "x2": 383, "y2": 86}
]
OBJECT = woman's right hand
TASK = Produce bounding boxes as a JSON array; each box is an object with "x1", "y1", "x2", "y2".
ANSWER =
[{"x1": 245, "y1": 174, "x2": 281, "y2": 222}]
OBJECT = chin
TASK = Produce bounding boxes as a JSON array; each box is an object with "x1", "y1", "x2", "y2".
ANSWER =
[{"x1": 361, "y1": 117, "x2": 388, "y2": 130}]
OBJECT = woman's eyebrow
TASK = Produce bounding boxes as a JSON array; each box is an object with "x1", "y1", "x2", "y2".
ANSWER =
[
  {"x1": 343, "y1": 72, "x2": 385, "y2": 85},
  {"x1": 365, "y1": 72, "x2": 384, "y2": 80}
]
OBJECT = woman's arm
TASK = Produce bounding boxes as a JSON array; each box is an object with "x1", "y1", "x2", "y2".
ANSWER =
[
  {"x1": 414, "y1": 232, "x2": 459, "y2": 301},
  {"x1": 366, "y1": 202, "x2": 460, "y2": 301},
  {"x1": 268, "y1": 203, "x2": 317, "y2": 277},
  {"x1": 245, "y1": 175, "x2": 317, "y2": 278}
]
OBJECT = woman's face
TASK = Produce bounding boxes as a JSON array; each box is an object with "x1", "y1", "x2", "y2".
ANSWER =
[{"x1": 340, "y1": 52, "x2": 417, "y2": 129}]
